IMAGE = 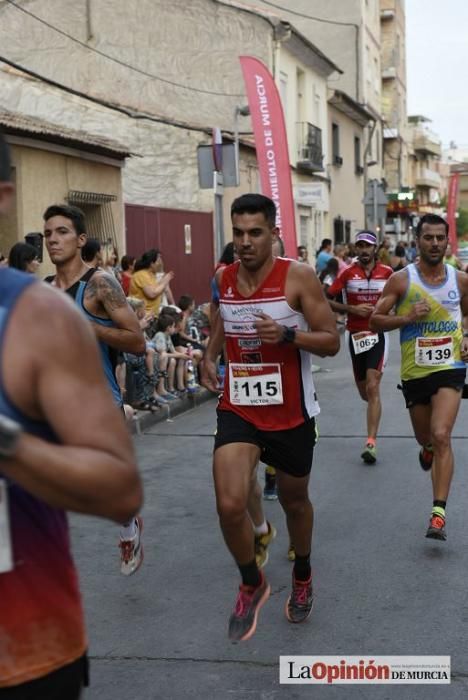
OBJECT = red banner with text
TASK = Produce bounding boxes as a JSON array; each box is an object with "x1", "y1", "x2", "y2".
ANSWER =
[
  {"x1": 446, "y1": 172, "x2": 459, "y2": 254},
  {"x1": 240, "y1": 56, "x2": 297, "y2": 257}
]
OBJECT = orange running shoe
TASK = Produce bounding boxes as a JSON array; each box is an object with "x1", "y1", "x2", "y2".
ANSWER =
[
  {"x1": 426, "y1": 514, "x2": 446, "y2": 541},
  {"x1": 419, "y1": 446, "x2": 434, "y2": 471},
  {"x1": 228, "y1": 572, "x2": 270, "y2": 642}
]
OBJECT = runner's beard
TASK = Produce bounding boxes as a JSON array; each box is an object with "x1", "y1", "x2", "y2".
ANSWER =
[{"x1": 421, "y1": 250, "x2": 444, "y2": 266}]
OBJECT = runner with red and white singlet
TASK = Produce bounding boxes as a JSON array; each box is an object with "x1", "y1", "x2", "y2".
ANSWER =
[
  {"x1": 327, "y1": 230, "x2": 393, "y2": 464},
  {"x1": 218, "y1": 256, "x2": 320, "y2": 431},
  {"x1": 201, "y1": 193, "x2": 339, "y2": 643}
]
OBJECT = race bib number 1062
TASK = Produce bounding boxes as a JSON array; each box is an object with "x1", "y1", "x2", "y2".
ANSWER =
[
  {"x1": 229, "y1": 363, "x2": 283, "y2": 406},
  {"x1": 352, "y1": 331, "x2": 379, "y2": 355}
]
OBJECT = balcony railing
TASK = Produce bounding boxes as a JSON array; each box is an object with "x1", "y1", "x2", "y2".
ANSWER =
[
  {"x1": 413, "y1": 128, "x2": 441, "y2": 157},
  {"x1": 415, "y1": 166, "x2": 441, "y2": 189},
  {"x1": 296, "y1": 122, "x2": 323, "y2": 172}
]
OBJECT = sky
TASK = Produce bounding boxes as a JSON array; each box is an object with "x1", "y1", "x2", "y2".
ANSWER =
[{"x1": 406, "y1": 0, "x2": 468, "y2": 148}]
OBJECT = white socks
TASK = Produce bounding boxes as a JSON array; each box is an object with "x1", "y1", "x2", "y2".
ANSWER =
[
  {"x1": 120, "y1": 518, "x2": 138, "y2": 540},
  {"x1": 253, "y1": 520, "x2": 269, "y2": 536}
]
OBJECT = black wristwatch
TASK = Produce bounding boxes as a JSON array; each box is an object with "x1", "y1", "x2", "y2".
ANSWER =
[
  {"x1": 0, "y1": 414, "x2": 21, "y2": 459},
  {"x1": 282, "y1": 326, "x2": 296, "y2": 344}
]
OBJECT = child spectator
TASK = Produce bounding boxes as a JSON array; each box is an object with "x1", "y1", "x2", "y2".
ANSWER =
[
  {"x1": 125, "y1": 297, "x2": 159, "y2": 412},
  {"x1": 153, "y1": 314, "x2": 190, "y2": 400}
]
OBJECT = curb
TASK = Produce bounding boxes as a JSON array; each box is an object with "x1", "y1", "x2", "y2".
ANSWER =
[{"x1": 130, "y1": 389, "x2": 215, "y2": 434}]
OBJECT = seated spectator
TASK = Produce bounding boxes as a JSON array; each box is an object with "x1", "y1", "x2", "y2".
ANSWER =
[
  {"x1": 152, "y1": 314, "x2": 190, "y2": 401},
  {"x1": 121, "y1": 255, "x2": 135, "y2": 295},
  {"x1": 8, "y1": 242, "x2": 40, "y2": 274},
  {"x1": 124, "y1": 297, "x2": 159, "y2": 412}
]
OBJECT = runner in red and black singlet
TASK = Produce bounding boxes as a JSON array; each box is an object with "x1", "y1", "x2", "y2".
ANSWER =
[
  {"x1": 327, "y1": 230, "x2": 393, "y2": 464},
  {"x1": 201, "y1": 193, "x2": 339, "y2": 642},
  {"x1": 0, "y1": 131, "x2": 142, "y2": 698}
]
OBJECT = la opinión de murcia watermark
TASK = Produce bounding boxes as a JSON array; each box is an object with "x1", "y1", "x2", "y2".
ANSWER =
[{"x1": 279, "y1": 656, "x2": 451, "y2": 685}]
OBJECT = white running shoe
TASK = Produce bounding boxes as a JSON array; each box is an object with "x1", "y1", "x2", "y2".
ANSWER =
[{"x1": 119, "y1": 516, "x2": 144, "y2": 576}]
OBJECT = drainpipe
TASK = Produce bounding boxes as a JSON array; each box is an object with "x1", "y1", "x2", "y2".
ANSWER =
[
  {"x1": 86, "y1": 0, "x2": 94, "y2": 41},
  {"x1": 272, "y1": 22, "x2": 292, "y2": 81}
]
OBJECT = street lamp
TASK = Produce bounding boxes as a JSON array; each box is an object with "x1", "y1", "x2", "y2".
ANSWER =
[{"x1": 234, "y1": 105, "x2": 250, "y2": 186}]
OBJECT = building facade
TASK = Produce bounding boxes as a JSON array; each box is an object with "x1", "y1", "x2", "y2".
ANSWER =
[
  {"x1": 0, "y1": 0, "x2": 344, "y2": 270},
  {"x1": 0, "y1": 109, "x2": 127, "y2": 277},
  {"x1": 407, "y1": 115, "x2": 442, "y2": 215},
  {"x1": 327, "y1": 90, "x2": 373, "y2": 242}
]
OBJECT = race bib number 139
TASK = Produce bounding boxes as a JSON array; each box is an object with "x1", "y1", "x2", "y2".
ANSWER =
[
  {"x1": 415, "y1": 336, "x2": 453, "y2": 367},
  {"x1": 229, "y1": 363, "x2": 283, "y2": 406}
]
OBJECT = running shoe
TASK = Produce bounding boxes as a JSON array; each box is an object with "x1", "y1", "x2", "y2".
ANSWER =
[
  {"x1": 263, "y1": 471, "x2": 278, "y2": 501},
  {"x1": 361, "y1": 443, "x2": 377, "y2": 464},
  {"x1": 228, "y1": 573, "x2": 270, "y2": 642},
  {"x1": 255, "y1": 521, "x2": 276, "y2": 568},
  {"x1": 119, "y1": 516, "x2": 144, "y2": 575},
  {"x1": 285, "y1": 574, "x2": 314, "y2": 624},
  {"x1": 287, "y1": 541, "x2": 296, "y2": 562},
  {"x1": 419, "y1": 445, "x2": 434, "y2": 471},
  {"x1": 425, "y1": 513, "x2": 447, "y2": 541}
]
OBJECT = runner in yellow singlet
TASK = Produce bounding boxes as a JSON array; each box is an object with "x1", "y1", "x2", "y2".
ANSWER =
[{"x1": 371, "y1": 214, "x2": 468, "y2": 541}]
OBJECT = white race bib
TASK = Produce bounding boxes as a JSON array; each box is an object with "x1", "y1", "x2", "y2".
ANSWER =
[
  {"x1": 352, "y1": 331, "x2": 379, "y2": 355},
  {"x1": 0, "y1": 479, "x2": 13, "y2": 573},
  {"x1": 229, "y1": 363, "x2": 283, "y2": 406},
  {"x1": 415, "y1": 336, "x2": 453, "y2": 367}
]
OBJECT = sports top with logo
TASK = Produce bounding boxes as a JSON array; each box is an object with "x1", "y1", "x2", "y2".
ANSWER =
[
  {"x1": 218, "y1": 257, "x2": 319, "y2": 431},
  {"x1": 327, "y1": 261, "x2": 393, "y2": 333},
  {"x1": 396, "y1": 263, "x2": 464, "y2": 381},
  {"x1": 0, "y1": 269, "x2": 86, "y2": 688}
]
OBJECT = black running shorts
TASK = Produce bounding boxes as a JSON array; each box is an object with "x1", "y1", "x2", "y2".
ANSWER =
[
  {"x1": 214, "y1": 409, "x2": 317, "y2": 478},
  {"x1": 0, "y1": 655, "x2": 88, "y2": 699},
  {"x1": 401, "y1": 368, "x2": 466, "y2": 409},
  {"x1": 348, "y1": 331, "x2": 388, "y2": 382}
]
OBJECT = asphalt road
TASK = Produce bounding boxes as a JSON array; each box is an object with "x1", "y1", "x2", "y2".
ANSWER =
[{"x1": 74, "y1": 337, "x2": 468, "y2": 700}]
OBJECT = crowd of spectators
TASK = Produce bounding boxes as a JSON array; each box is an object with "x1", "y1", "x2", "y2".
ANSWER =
[
  {"x1": 1, "y1": 236, "x2": 211, "y2": 416},
  {"x1": 113, "y1": 246, "x2": 210, "y2": 414}
]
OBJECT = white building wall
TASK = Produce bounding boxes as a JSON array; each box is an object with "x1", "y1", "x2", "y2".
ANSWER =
[{"x1": 0, "y1": 0, "x2": 272, "y2": 131}]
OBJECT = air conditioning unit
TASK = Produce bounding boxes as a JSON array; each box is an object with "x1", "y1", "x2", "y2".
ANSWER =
[
  {"x1": 334, "y1": 155, "x2": 343, "y2": 166},
  {"x1": 355, "y1": 165, "x2": 364, "y2": 175}
]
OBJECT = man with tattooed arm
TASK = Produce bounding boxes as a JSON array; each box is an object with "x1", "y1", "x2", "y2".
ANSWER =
[{"x1": 43, "y1": 204, "x2": 146, "y2": 575}]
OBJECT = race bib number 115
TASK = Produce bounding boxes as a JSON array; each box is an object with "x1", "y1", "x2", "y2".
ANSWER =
[{"x1": 229, "y1": 363, "x2": 283, "y2": 406}]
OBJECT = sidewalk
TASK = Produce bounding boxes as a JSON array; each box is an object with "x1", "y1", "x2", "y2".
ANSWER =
[{"x1": 130, "y1": 388, "x2": 215, "y2": 434}]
